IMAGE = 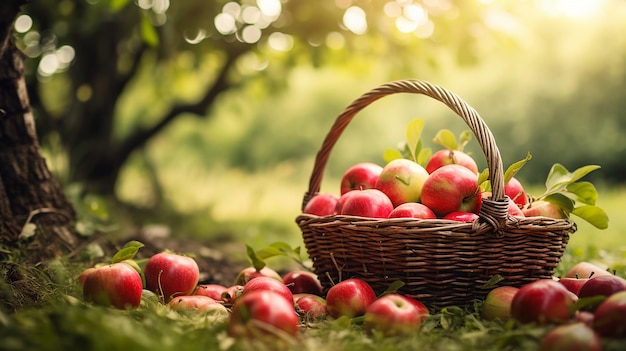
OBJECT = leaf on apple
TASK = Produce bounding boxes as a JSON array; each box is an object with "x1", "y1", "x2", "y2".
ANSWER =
[{"x1": 112, "y1": 240, "x2": 145, "y2": 263}]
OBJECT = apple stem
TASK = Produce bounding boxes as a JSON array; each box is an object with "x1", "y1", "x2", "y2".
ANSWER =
[
  {"x1": 589, "y1": 271, "x2": 595, "y2": 279},
  {"x1": 157, "y1": 269, "x2": 165, "y2": 303}
]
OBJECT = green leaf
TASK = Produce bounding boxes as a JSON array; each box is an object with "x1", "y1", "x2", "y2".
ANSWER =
[
  {"x1": 569, "y1": 165, "x2": 601, "y2": 184},
  {"x1": 141, "y1": 14, "x2": 159, "y2": 47},
  {"x1": 380, "y1": 280, "x2": 405, "y2": 296},
  {"x1": 112, "y1": 241, "x2": 144, "y2": 263},
  {"x1": 477, "y1": 168, "x2": 490, "y2": 191},
  {"x1": 433, "y1": 129, "x2": 457, "y2": 150},
  {"x1": 572, "y1": 205, "x2": 609, "y2": 230},
  {"x1": 504, "y1": 153, "x2": 532, "y2": 184},
  {"x1": 416, "y1": 147, "x2": 432, "y2": 167},
  {"x1": 480, "y1": 274, "x2": 504, "y2": 289},
  {"x1": 545, "y1": 163, "x2": 570, "y2": 190},
  {"x1": 406, "y1": 119, "x2": 425, "y2": 161},
  {"x1": 566, "y1": 181, "x2": 598, "y2": 206},
  {"x1": 458, "y1": 130, "x2": 472, "y2": 151},
  {"x1": 245, "y1": 244, "x2": 266, "y2": 271},
  {"x1": 83, "y1": 194, "x2": 109, "y2": 220},
  {"x1": 544, "y1": 193, "x2": 575, "y2": 213},
  {"x1": 383, "y1": 148, "x2": 403, "y2": 163}
]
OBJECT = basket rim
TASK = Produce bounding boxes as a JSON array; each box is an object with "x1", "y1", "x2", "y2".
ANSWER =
[{"x1": 301, "y1": 79, "x2": 509, "y2": 233}]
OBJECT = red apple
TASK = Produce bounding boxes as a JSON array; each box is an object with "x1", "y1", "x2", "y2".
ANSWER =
[
  {"x1": 282, "y1": 270, "x2": 324, "y2": 296},
  {"x1": 168, "y1": 295, "x2": 228, "y2": 314},
  {"x1": 593, "y1": 290, "x2": 626, "y2": 337},
  {"x1": 421, "y1": 164, "x2": 482, "y2": 217},
  {"x1": 363, "y1": 293, "x2": 429, "y2": 337},
  {"x1": 387, "y1": 202, "x2": 436, "y2": 219},
  {"x1": 295, "y1": 293, "x2": 327, "y2": 319},
  {"x1": 325, "y1": 278, "x2": 377, "y2": 318},
  {"x1": 564, "y1": 262, "x2": 612, "y2": 279},
  {"x1": 539, "y1": 322, "x2": 602, "y2": 351},
  {"x1": 340, "y1": 162, "x2": 383, "y2": 195},
  {"x1": 374, "y1": 158, "x2": 429, "y2": 207},
  {"x1": 425, "y1": 149, "x2": 478, "y2": 174},
  {"x1": 576, "y1": 310, "x2": 595, "y2": 327},
  {"x1": 504, "y1": 177, "x2": 528, "y2": 208},
  {"x1": 340, "y1": 189, "x2": 394, "y2": 218},
  {"x1": 522, "y1": 200, "x2": 566, "y2": 219},
  {"x1": 442, "y1": 211, "x2": 479, "y2": 222},
  {"x1": 228, "y1": 290, "x2": 299, "y2": 338},
  {"x1": 81, "y1": 262, "x2": 143, "y2": 309},
  {"x1": 336, "y1": 190, "x2": 356, "y2": 214},
  {"x1": 194, "y1": 284, "x2": 228, "y2": 301},
  {"x1": 510, "y1": 279, "x2": 574, "y2": 325},
  {"x1": 234, "y1": 266, "x2": 283, "y2": 286},
  {"x1": 558, "y1": 277, "x2": 589, "y2": 297},
  {"x1": 144, "y1": 252, "x2": 200, "y2": 302},
  {"x1": 578, "y1": 275, "x2": 626, "y2": 310},
  {"x1": 481, "y1": 286, "x2": 519, "y2": 321},
  {"x1": 222, "y1": 285, "x2": 244, "y2": 304},
  {"x1": 241, "y1": 276, "x2": 294, "y2": 305},
  {"x1": 303, "y1": 193, "x2": 339, "y2": 216}
]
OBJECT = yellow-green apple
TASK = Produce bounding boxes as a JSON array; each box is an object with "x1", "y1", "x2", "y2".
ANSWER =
[
  {"x1": 295, "y1": 293, "x2": 327, "y2": 319},
  {"x1": 593, "y1": 290, "x2": 626, "y2": 337},
  {"x1": 234, "y1": 266, "x2": 283, "y2": 285},
  {"x1": 539, "y1": 322, "x2": 602, "y2": 351},
  {"x1": 228, "y1": 290, "x2": 299, "y2": 338},
  {"x1": 340, "y1": 162, "x2": 383, "y2": 195},
  {"x1": 325, "y1": 278, "x2": 377, "y2": 318},
  {"x1": 443, "y1": 211, "x2": 479, "y2": 222},
  {"x1": 578, "y1": 275, "x2": 626, "y2": 310},
  {"x1": 241, "y1": 276, "x2": 294, "y2": 305},
  {"x1": 522, "y1": 200, "x2": 566, "y2": 219},
  {"x1": 81, "y1": 262, "x2": 143, "y2": 309},
  {"x1": 363, "y1": 294, "x2": 429, "y2": 337},
  {"x1": 425, "y1": 149, "x2": 478, "y2": 174},
  {"x1": 388, "y1": 202, "x2": 436, "y2": 219},
  {"x1": 193, "y1": 284, "x2": 228, "y2": 301},
  {"x1": 510, "y1": 279, "x2": 574, "y2": 325},
  {"x1": 564, "y1": 261, "x2": 612, "y2": 279},
  {"x1": 144, "y1": 252, "x2": 200, "y2": 302},
  {"x1": 421, "y1": 164, "x2": 482, "y2": 217},
  {"x1": 282, "y1": 270, "x2": 324, "y2": 296},
  {"x1": 340, "y1": 189, "x2": 394, "y2": 218},
  {"x1": 303, "y1": 193, "x2": 339, "y2": 216},
  {"x1": 481, "y1": 286, "x2": 519, "y2": 321},
  {"x1": 504, "y1": 177, "x2": 528, "y2": 208},
  {"x1": 168, "y1": 295, "x2": 228, "y2": 314},
  {"x1": 374, "y1": 159, "x2": 429, "y2": 207}
]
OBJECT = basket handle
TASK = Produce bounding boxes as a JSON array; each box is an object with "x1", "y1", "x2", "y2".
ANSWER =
[{"x1": 302, "y1": 79, "x2": 509, "y2": 232}]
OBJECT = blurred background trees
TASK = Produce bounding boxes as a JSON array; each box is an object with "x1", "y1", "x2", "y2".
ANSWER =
[{"x1": 12, "y1": 0, "x2": 626, "y2": 242}]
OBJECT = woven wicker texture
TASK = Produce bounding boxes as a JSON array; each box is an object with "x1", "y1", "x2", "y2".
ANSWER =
[{"x1": 296, "y1": 80, "x2": 576, "y2": 307}]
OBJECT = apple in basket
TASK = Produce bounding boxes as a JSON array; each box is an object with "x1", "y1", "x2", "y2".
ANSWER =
[
  {"x1": 302, "y1": 193, "x2": 339, "y2": 216},
  {"x1": 340, "y1": 189, "x2": 394, "y2": 218},
  {"x1": 374, "y1": 158, "x2": 429, "y2": 207},
  {"x1": 425, "y1": 149, "x2": 478, "y2": 174},
  {"x1": 340, "y1": 162, "x2": 383, "y2": 195},
  {"x1": 420, "y1": 164, "x2": 482, "y2": 217},
  {"x1": 504, "y1": 176, "x2": 528, "y2": 208},
  {"x1": 388, "y1": 202, "x2": 436, "y2": 219},
  {"x1": 522, "y1": 200, "x2": 566, "y2": 219}
]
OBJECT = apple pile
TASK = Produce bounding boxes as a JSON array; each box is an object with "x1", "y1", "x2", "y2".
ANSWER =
[
  {"x1": 303, "y1": 119, "x2": 608, "y2": 231},
  {"x1": 481, "y1": 260, "x2": 626, "y2": 350},
  {"x1": 79, "y1": 242, "x2": 430, "y2": 340}
]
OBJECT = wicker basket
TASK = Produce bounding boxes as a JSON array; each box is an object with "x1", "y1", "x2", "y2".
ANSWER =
[{"x1": 295, "y1": 79, "x2": 576, "y2": 307}]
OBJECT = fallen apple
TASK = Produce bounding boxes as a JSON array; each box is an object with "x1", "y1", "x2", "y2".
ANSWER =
[
  {"x1": 168, "y1": 295, "x2": 228, "y2": 314},
  {"x1": 295, "y1": 293, "x2": 327, "y2": 319},
  {"x1": 481, "y1": 286, "x2": 519, "y2": 321},
  {"x1": 193, "y1": 284, "x2": 228, "y2": 301},
  {"x1": 282, "y1": 270, "x2": 324, "y2": 296},
  {"x1": 241, "y1": 276, "x2": 294, "y2": 305},
  {"x1": 510, "y1": 279, "x2": 574, "y2": 325},
  {"x1": 593, "y1": 290, "x2": 626, "y2": 338},
  {"x1": 539, "y1": 322, "x2": 602, "y2": 351},
  {"x1": 144, "y1": 252, "x2": 200, "y2": 302},
  {"x1": 363, "y1": 293, "x2": 429, "y2": 337},
  {"x1": 234, "y1": 266, "x2": 283, "y2": 286},
  {"x1": 81, "y1": 262, "x2": 143, "y2": 309},
  {"x1": 564, "y1": 261, "x2": 612, "y2": 279},
  {"x1": 325, "y1": 278, "x2": 377, "y2": 318},
  {"x1": 578, "y1": 274, "x2": 626, "y2": 310},
  {"x1": 228, "y1": 290, "x2": 299, "y2": 339}
]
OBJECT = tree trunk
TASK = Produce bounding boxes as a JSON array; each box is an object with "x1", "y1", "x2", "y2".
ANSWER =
[{"x1": 0, "y1": 1, "x2": 78, "y2": 262}]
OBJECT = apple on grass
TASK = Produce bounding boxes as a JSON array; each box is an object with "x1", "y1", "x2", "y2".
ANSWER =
[
  {"x1": 510, "y1": 279, "x2": 574, "y2": 325},
  {"x1": 387, "y1": 202, "x2": 436, "y2": 219},
  {"x1": 481, "y1": 286, "x2": 519, "y2": 321},
  {"x1": 302, "y1": 193, "x2": 339, "y2": 216},
  {"x1": 81, "y1": 262, "x2": 143, "y2": 309},
  {"x1": 325, "y1": 278, "x2": 377, "y2": 319},
  {"x1": 228, "y1": 290, "x2": 299, "y2": 339},
  {"x1": 282, "y1": 270, "x2": 324, "y2": 296},
  {"x1": 234, "y1": 266, "x2": 283, "y2": 286},
  {"x1": 425, "y1": 149, "x2": 478, "y2": 175},
  {"x1": 592, "y1": 290, "x2": 626, "y2": 337},
  {"x1": 168, "y1": 295, "x2": 228, "y2": 315},
  {"x1": 577, "y1": 274, "x2": 626, "y2": 311},
  {"x1": 340, "y1": 162, "x2": 383, "y2": 195},
  {"x1": 363, "y1": 293, "x2": 429, "y2": 337},
  {"x1": 340, "y1": 189, "x2": 394, "y2": 219},
  {"x1": 539, "y1": 322, "x2": 602, "y2": 351},
  {"x1": 564, "y1": 261, "x2": 612, "y2": 279},
  {"x1": 295, "y1": 294, "x2": 327, "y2": 319},
  {"x1": 144, "y1": 252, "x2": 200, "y2": 302},
  {"x1": 193, "y1": 284, "x2": 228, "y2": 301},
  {"x1": 558, "y1": 277, "x2": 589, "y2": 297},
  {"x1": 241, "y1": 276, "x2": 294, "y2": 305},
  {"x1": 420, "y1": 164, "x2": 482, "y2": 217},
  {"x1": 374, "y1": 158, "x2": 429, "y2": 207}
]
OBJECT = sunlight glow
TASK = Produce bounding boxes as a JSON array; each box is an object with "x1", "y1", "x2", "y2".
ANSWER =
[
  {"x1": 14, "y1": 15, "x2": 32, "y2": 33},
  {"x1": 343, "y1": 6, "x2": 368, "y2": 35},
  {"x1": 536, "y1": 0, "x2": 607, "y2": 18}
]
